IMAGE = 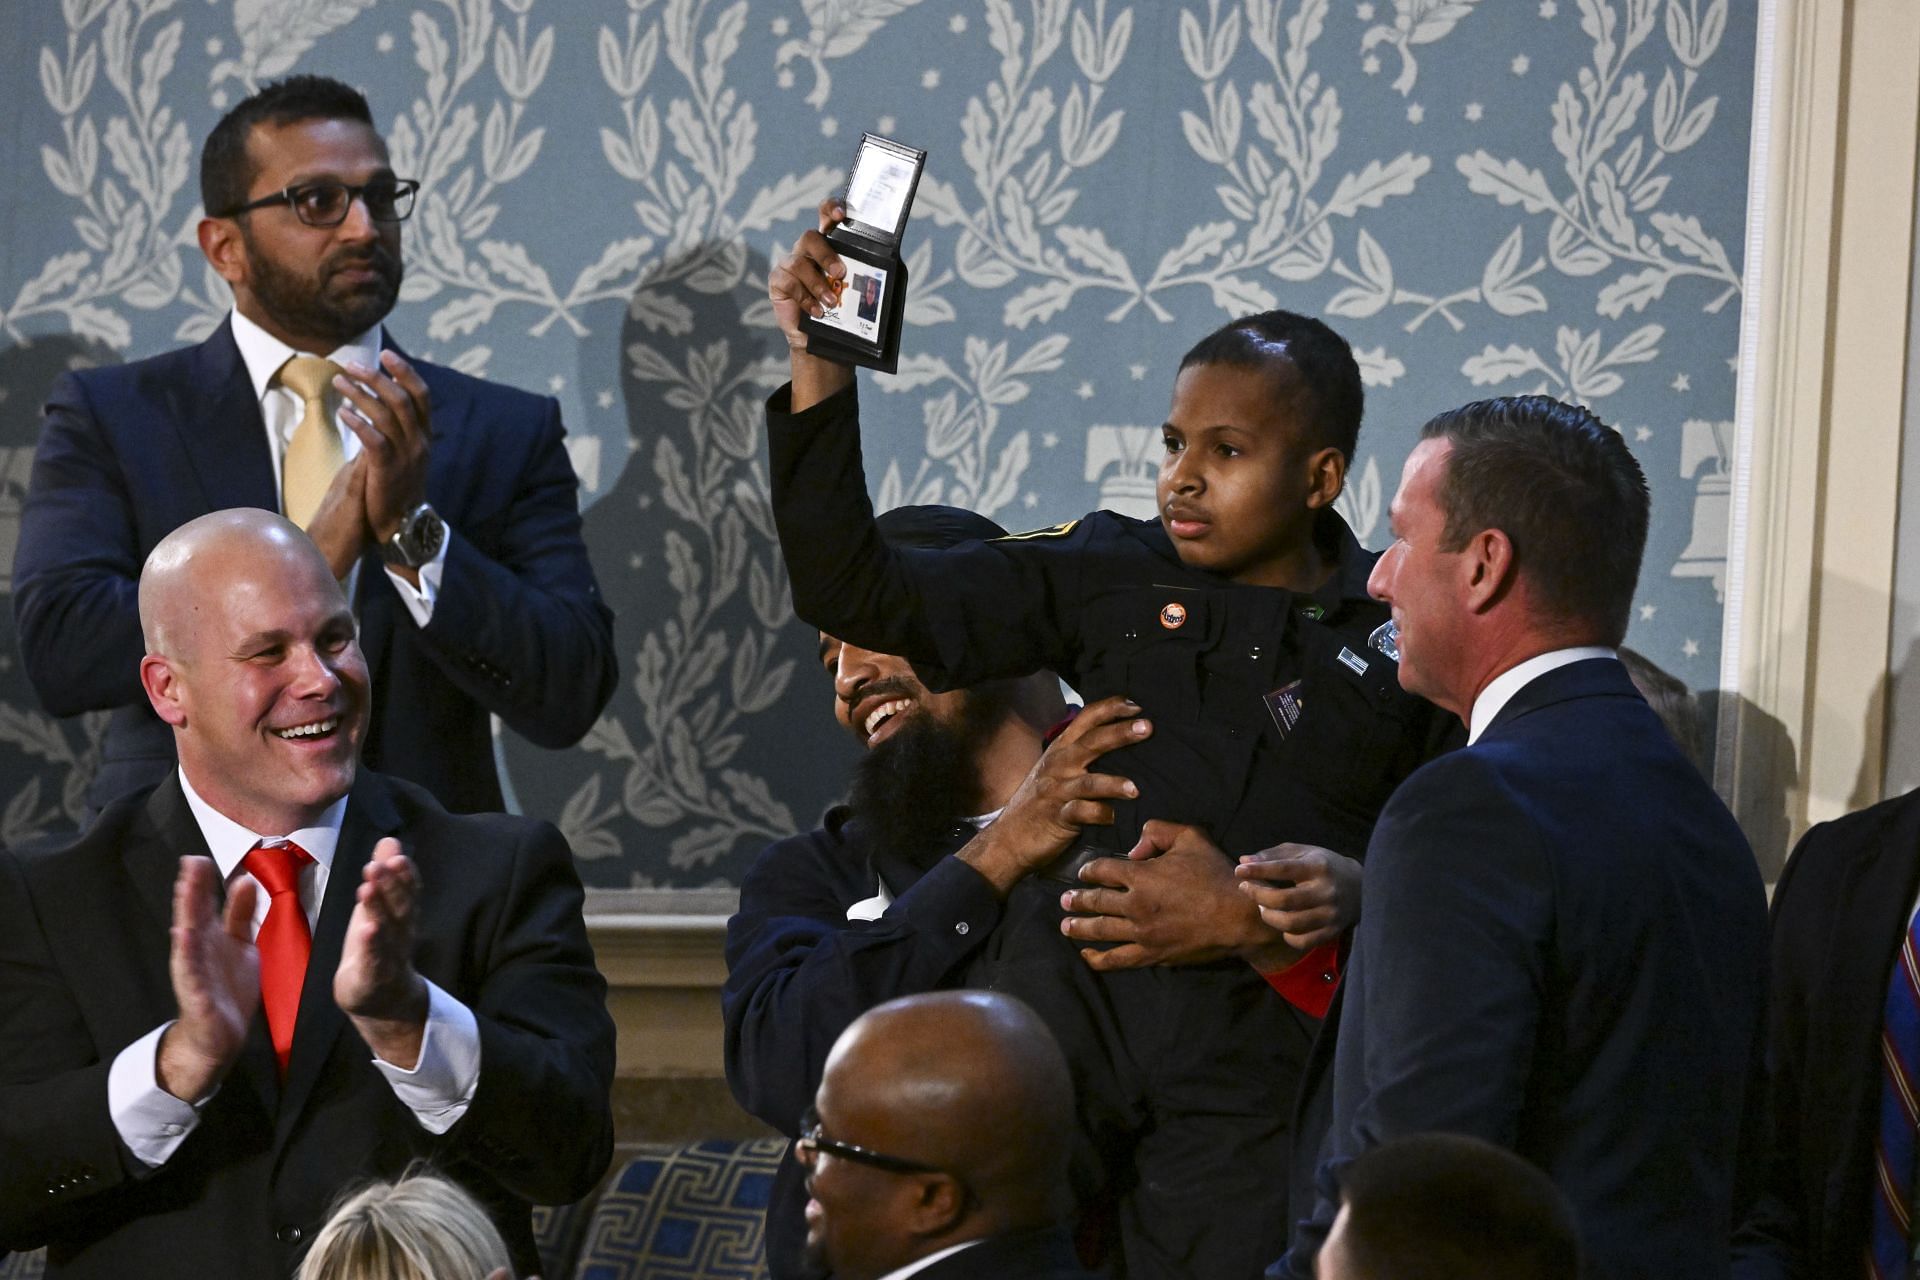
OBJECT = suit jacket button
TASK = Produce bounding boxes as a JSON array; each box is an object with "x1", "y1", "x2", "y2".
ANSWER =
[{"x1": 276, "y1": 1225, "x2": 304, "y2": 1244}]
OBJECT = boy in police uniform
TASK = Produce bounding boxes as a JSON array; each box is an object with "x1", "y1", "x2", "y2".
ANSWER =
[{"x1": 764, "y1": 201, "x2": 1456, "y2": 1280}]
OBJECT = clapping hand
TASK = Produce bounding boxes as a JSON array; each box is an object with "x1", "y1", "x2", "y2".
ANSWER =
[{"x1": 334, "y1": 837, "x2": 429, "y2": 1069}]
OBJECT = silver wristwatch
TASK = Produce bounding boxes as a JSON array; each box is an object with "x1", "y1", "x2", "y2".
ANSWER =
[{"x1": 380, "y1": 502, "x2": 446, "y2": 568}]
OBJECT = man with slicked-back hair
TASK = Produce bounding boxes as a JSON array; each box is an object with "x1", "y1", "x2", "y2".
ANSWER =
[{"x1": 1255, "y1": 396, "x2": 1767, "y2": 1280}]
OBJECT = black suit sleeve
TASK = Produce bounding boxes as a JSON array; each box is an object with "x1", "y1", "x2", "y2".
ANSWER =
[
  {"x1": 0, "y1": 852, "x2": 143, "y2": 1250},
  {"x1": 12, "y1": 372, "x2": 147, "y2": 714},
  {"x1": 1730, "y1": 825, "x2": 1825, "y2": 1280},
  {"x1": 1285, "y1": 754, "x2": 1553, "y2": 1273},
  {"x1": 403, "y1": 394, "x2": 616, "y2": 748},
  {"x1": 721, "y1": 835, "x2": 1003, "y2": 1134},
  {"x1": 439, "y1": 821, "x2": 617, "y2": 1204},
  {"x1": 765, "y1": 381, "x2": 1082, "y2": 689},
  {"x1": 1341, "y1": 756, "x2": 1551, "y2": 1131}
]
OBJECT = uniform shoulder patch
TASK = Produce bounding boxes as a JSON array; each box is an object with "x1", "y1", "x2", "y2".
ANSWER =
[{"x1": 993, "y1": 519, "x2": 1080, "y2": 542}]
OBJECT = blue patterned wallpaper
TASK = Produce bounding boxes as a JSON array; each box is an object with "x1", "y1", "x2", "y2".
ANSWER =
[{"x1": 0, "y1": 0, "x2": 1752, "y2": 897}]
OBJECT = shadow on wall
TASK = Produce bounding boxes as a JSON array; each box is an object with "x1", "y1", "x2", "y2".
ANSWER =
[
  {"x1": 0, "y1": 334, "x2": 119, "y2": 853},
  {"x1": 504, "y1": 238, "x2": 857, "y2": 895},
  {"x1": 1697, "y1": 688, "x2": 1799, "y2": 883},
  {"x1": 1877, "y1": 630, "x2": 1920, "y2": 807},
  {"x1": 1619, "y1": 648, "x2": 1796, "y2": 881}
]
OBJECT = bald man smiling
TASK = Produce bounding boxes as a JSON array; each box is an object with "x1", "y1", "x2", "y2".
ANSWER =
[{"x1": 0, "y1": 509, "x2": 613, "y2": 1279}]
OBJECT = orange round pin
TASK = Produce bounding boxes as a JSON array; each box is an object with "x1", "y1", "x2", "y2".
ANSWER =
[{"x1": 1159, "y1": 602, "x2": 1187, "y2": 629}]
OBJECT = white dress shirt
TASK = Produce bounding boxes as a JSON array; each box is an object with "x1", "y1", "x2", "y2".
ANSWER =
[
  {"x1": 106, "y1": 769, "x2": 482, "y2": 1167},
  {"x1": 874, "y1": 1240, "x2": 985, "y2": 1280},
  {"x1": 227, "y1": 308, "x2": 449, "y2": 625},
  {"x1": 1466, "y1": 646, "x2": 1618, "y2": 744},
  {"x1": 843, "y1": 809, "x2": 999, "y2": 922}
]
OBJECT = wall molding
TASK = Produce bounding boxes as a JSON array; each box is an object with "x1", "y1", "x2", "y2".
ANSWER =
[
  {"x1": 590, "y1": 913, "x2": 730, "y2": 988},
  {"x1": 589, "y1": 914, "x2": 731, "y2": 1080},
  {"x1": 1721, "y1": 0, "x2": 1920, "y2": 869}
]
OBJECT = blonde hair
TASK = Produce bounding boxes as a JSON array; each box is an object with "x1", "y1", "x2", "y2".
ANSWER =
[{"x1": 295, "y1": 1171, "x2": 514, "y2": 1280}]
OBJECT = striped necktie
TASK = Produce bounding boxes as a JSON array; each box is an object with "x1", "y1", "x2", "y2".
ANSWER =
[{"x1": 1869, "y1": 908, "x2": 1920, "y2": 1278}]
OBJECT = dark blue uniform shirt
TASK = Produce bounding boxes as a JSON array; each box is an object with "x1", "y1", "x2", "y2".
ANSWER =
[{"x1": 767, "y1": 382, "x2": 1453, "y2": 860}]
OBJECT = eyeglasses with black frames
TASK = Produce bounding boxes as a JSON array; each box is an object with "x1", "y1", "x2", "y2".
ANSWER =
[
  {"x1": 795, "y1": 1106, "x2": 942, "y2": 1176},
  {"x1": 220, "y1": 178, "x2": 420, "y2": 227}
]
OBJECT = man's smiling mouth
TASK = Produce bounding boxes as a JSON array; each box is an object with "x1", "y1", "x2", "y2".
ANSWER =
[
  {"x1": 273, "y1": 715, "x2": 340, "y2": 740},
  {"x1": 863, "y1": 699, "x2": 911, "y2": 739}
]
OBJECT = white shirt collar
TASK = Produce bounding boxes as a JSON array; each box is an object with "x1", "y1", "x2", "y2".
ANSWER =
[
  {"x1": 228, "y1": 306, "x2": 382, "y2": 406},
  {"x1": 1466, "y1": 646, "x2": 1617, "y2": 745},
  {"x1": 875, "y1": 1240, "x2": 986, "y2": 1280},
  {"x1": 176, "y1": 766, "x2": 346, "y2": 881}
]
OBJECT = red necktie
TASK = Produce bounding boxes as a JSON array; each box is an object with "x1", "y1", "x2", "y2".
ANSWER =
[{"x1": 242, "y1": 841, "x2": 313, "y2": 1077}]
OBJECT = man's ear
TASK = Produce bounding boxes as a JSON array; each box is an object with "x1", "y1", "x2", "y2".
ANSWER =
[
  {"x1": 1462, "y1": 527, "x2": 1516, "y2": 613},
  {"x1": 1303, "y1": 446, "x2": 1348, "y2": 511},
  {"x1": 198, "y1": 217, "x2": 246, "y2": 287},
  {"x1": 908, "y1": 1173, "x2": 970, "y2": 1237},
  {"x1": 141, "y1": 654, "x2": 188, "y2": 728}
]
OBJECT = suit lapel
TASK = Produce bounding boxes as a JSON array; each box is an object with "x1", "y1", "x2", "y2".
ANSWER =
[
  {"x1": 272, "y1": 774, "x2": 403, "y2": 1155},
  {"x1": 382, "y1": 335, "x2": 445, "y2": 434},
  {"x1": 138, "y1": 774, "x2": 282, "y2": 1119},
  {"x1": 104, "y1": 778, "x2": 206, "y2": 1028},
  {"x1": 126, "y1": 776, "x2": 206, "y2": 932},
  {"x1": 1810, "y1": 799, "x2": 1920, "y2": 1233},
  {"x1": 172, "y1": 321, "x2": 278, "y2": 512},
  {"x1": 349, "y1": 337, "x2": 447, "y2": 749}
]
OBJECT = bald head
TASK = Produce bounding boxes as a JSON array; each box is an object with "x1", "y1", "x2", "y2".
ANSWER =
[
  {"x1": 139, "y1": 508, "x2": 345, "y2": 659},
  {"x1": 136, "y1": 508, "x2": 367, "y2": 836},
  {"x1": 830, "y1": 990, "x2": 1074, "y2": 1216},
  {"x1": 800, "y1": 991, "x2": 1076, "y2": 1280}
]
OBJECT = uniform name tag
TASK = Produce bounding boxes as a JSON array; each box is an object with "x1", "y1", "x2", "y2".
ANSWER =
[
  {"x1": 1265, "y1": 679, "x2": 1305, "y2": 739},
  {"x1": 1336, "y1": 647, "x2": 1369, "y2": 676}
]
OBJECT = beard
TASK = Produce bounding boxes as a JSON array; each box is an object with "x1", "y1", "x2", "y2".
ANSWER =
[
  {"x1": 845, "y1": 680, "x2": 1019, "y2": 867},
  {"x1": 242, "y1": 223, "x2": 403, "y2": 347}
]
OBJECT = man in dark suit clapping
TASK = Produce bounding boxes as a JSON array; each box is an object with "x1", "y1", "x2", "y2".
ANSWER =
[
  {"x1": 1254, "y1": 396, "x2": 1768, "y2": 1280},
  {"x1": 0, "y1": 510, "x2": 614, "y2": 1278},
  {"x1": 12, "y1": 74, "x2": 614, "y2": 817}
]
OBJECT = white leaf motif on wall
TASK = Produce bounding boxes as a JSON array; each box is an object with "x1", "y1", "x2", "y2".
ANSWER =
[
  {"x1": 1334, "y1": 456, "x2": 1383, "y2": 542},
  {"x1": 1352, "y1": 347, "x2": 1406, "y2": 388},
  {"x1": 1361, "y1": 0, "x2": 1486, "y2": 97},
  {"x1": 778, "y1": 0, "x2": 926, "y2": 109},
  {"x1": 213, "y1": 0, "x2": 378, "y2": 90}
]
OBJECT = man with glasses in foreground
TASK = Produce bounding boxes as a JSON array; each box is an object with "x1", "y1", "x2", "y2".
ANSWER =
[
  {"x1": 14, "y1": 74, "x2": 613, "y2": 817},
  {"x1": 798, "y1": 990, "x2": 1097, "y2": 1280}
]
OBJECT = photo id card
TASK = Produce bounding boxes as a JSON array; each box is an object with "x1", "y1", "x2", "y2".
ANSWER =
[
  {"x1": 800, "y1": 133, "x2": 927, "y2": 374},
  {"x1": 811, "y1": 261, "x2": 892, "y2": 347}
]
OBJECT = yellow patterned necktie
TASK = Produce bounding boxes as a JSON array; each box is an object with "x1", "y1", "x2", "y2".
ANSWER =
[{"x1": 278, "y1": 355, "x2": 344, "y2": 529}]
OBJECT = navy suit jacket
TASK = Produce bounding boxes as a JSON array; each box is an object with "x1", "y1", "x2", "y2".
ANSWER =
[
  {"x1": 723, "y1": 810, "x2": 1004, "y2": 1279},
  {"x1": 1732, "y1": 789, "x2": 1920, "y2": 1278},
  {"x1": 11, "y1": 320, "x2": 615, "y2": 814},
  {"x1": 1281, "y1": 657, "x2": 1768, "y2": 1280},
  {"x1": 0, "y1": 769, "x2": 616, "y2": 1279}
]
